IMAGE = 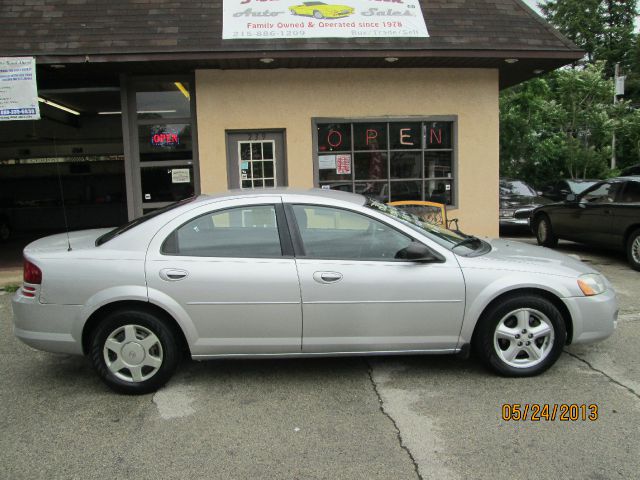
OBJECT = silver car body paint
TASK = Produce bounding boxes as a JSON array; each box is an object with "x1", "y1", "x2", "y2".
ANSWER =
[{"x1": 12, "y1": 189, "x2": 618, "y2": 359}]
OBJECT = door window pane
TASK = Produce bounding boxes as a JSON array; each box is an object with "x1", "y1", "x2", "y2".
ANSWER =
[
  {"x1": 135, "y1": 81, "x2": 191, "y2": 120},
  {"x1": 139, "y1": 124, "x2": 193, "y2": 161},
  {"x1": 141, "y1": 166, "x2": 194, "y2": 203},
  {"x1": 292, "y1": 205, "x2": 412, "y2": 261},
  {"x1": 238, "y1": 140, "x2": 277, "y2": 189},
  {"x1": 163, "y1": 205, "x2": 282, "y2": 257}
]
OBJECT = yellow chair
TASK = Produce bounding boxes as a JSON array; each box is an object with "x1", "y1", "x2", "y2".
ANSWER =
[{"x1": 387, "y1": 200, "x2": 459, "y2": 231}]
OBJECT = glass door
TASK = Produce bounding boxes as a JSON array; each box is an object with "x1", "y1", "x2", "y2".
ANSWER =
[{"x1": 123, "y1": 76, "x2": 200, "y2": 217}]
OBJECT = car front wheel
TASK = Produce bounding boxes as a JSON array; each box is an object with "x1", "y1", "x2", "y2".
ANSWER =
[
  {"x1": 474, "y1": 295, "x2": 566, "y2": 377},
  {"x1": 535, "y1": 214, "x2": 558, "y2": 248},
  {"x1": 313, "y1": 10, "x2": 324, "y2": 18},
  {"x1": 627, "y1": 228, "x2": 640, "y2": 271},
  {"x1": 90, "y1": 308, "x2": 180, "y2": 394}
]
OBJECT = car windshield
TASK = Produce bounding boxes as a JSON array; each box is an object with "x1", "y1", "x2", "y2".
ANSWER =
[
  {"x1": 500, "y1": 180, "x2": 536, "y2": 197},
  {"x1": 95, "y1": 196, "x2": 197, "y2": 246},
  {"x1": 365, "y1": 199, "x2": 485, "y2": 254}
]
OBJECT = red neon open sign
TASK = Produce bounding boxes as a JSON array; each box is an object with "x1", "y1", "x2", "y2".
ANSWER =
[{"x1": 151, "y1": 131, "x2": 180, "y2": 147}]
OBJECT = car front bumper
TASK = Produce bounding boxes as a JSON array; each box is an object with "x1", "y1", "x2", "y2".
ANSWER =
[
  {"x1": 562, "y1": 287, "x2": 618, "y2": 344},
  {"x1": 499, "y1": 217, "x2": 530, "y2": 227},
  {"x1": 12, "y1": 290, "x2": 83, "y2": 355}
]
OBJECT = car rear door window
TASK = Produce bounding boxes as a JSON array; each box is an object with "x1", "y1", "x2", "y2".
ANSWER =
[
  {"x1": 621, "y1": 181, "x2": 640, "y2": 203},
  {"x1": 162, "y1": 205, "x2": 282, "y2": 257},
  {"x1": 291, "y1": 205, "x2": 412, "y2": 261}
]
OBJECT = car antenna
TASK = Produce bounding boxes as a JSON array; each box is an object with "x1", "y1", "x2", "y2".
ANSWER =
[{"x1": 54, "y1": 137, "x2": 72, "y2": 251}]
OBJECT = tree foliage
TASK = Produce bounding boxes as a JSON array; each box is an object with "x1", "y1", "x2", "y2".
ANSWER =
[
  {"x1": 541, "y1": 0, "x2": 638, "y2": 75},
  {"x1": 501, "y1": 63, "x2": 616, "y2": 185},
  {"x1": 499, "y1": 1, "x2": 640, "y2": 187}
]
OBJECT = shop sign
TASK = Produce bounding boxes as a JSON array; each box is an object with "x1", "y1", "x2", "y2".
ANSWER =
[
  {"x1": 171, "y1": 168, "x2": 191, "y2": 183},
  {"x1": 0, "y1": 57, "x2": 40, "y2": 121},
  {"x1": 223, "y1": 0, "x2": 429, "y2": 39},
  {"x1": 151, "y1": 128, "x2": 180, "y2": 147},
  {"x1": 336, "y1": 154, "x2": 351, "y2": 174}
]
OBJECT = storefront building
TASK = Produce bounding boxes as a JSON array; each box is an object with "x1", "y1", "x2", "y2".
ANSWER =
[{"x1": 0, "y1": 0, "x2": 582, "y2": 238}]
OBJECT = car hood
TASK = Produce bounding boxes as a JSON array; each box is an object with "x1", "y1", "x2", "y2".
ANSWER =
[
  {"x1": 457, "y1": 238, "x2": 598, "y2": 277},
  {"x1": 500, "y1": 195, "x2": 551, "y2": 208},
  {"x1": 24, "y1": 228, "x2": 113, "y2": 255}
]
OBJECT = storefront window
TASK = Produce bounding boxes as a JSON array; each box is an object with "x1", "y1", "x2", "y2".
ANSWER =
[{"x1": 316, "y1": 119, "x2": 456, "y2": 205}]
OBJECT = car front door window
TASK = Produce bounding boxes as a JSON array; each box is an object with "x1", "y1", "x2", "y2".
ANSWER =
[
  {"x1": 580, "y1": 183, "x2": 620, "y2": 204},
  {"x1": 291, "y1": 204, "x2": 413, "y2": 261}
]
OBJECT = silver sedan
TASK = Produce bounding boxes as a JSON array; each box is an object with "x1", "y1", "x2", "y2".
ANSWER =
[{"x1": 12, "y1": 189, "x2": 618, "y2": 394}]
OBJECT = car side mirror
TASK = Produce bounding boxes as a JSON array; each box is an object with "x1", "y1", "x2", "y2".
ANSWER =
[
  {"x1": 396, "y1": 241, "x2": 441, "y2": 263},
  {"x1": 565, "y1": 194, "x2": 577, "y2": 202}
]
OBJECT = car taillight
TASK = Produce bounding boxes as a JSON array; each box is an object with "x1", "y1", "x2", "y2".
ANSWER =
[{"x1": 23, "y1": 259, "x2": 42, "y2": 285}]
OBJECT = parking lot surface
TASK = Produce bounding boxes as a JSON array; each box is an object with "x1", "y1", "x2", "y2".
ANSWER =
[{"x1": 1, "y1": 238, "x2": 639, "y2": 480}]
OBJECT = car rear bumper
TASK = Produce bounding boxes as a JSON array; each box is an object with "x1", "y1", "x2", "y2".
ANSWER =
[
  {"x1": 562, "y1": 288, "x2": 618, "y2": 344},
  {"x1": 12, "y1": 291, "x2": 83, "y2": 355}
]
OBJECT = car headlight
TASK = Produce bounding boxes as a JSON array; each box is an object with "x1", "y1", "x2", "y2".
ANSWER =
[{"x1": 577, "y1": 273, "x2": 606, "y2": 296}]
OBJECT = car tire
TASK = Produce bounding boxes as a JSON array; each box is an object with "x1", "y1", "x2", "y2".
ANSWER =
[
  {"x1": 626, "y1": 228, "x2": 640, "y2": 271},
  {"x1": 473, "y1": 295, "x2": 566, "y2": 377},
  {"x1": 313, "y1": 10, "x2": 324, "y2": 19},
  {"x1": 535, "y1": 214, "x2": 558, "y2": 248},
  {"x1": 89, "y1": 308, "x2": 180, "y2": 394}
]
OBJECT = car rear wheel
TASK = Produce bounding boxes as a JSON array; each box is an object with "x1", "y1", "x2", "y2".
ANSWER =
[
  {"x1": 90, "y1": 308, "x2": 179, "y2": 394},
  {"x1": 535, "y1": 214, "x2": 558, "y2": 248},
  {"x1": 473, "y1": 295, "x2": 566, "y2": 377},
  {"x1": 627, "y1": 228, "x2": 640, "y2": 271},
  {"x1": 313, "y1": 10, "x2": 324, "y2": 19}
]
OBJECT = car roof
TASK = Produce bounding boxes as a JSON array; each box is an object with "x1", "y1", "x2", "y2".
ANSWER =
[{"x1": 197, "y1": 187, "x2": 367, "y2": 205}]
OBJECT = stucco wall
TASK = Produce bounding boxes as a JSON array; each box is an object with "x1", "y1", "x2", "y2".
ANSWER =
[{"x1": 195, "y1": 68, "x2": 499, "y2": 236}]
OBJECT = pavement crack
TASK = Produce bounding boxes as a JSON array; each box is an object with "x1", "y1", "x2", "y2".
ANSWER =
[
  {"x1": 564, "y1": 350, "x2": 640, "y2": 400},
  {"x1": 366, "y1": 360, "x2": 423, "y2": 480}
]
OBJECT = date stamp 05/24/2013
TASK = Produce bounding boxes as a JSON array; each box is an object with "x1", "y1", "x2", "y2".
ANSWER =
[{"x1": 501, "y1": 404, "x2": 599, "y2": 422}]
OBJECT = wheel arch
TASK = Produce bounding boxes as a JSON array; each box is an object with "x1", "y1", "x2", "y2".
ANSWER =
[
  {"x1": 623, "y1": 224, "x2": 640, "y2": 248},
  {"x1": 81, "y1": 300, "x2": 191, "y2": 357},
  {"x1": 471, "y1": 287, "x2": 573, "y2": 346}
]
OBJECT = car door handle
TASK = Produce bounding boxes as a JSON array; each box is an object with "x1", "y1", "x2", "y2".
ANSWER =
[
  {"x1": 159, "y1": 268, "x2": 189, "y2": 281},
  {"x1": 313, "y1": 271, "x2": 343, "y2": 284}
]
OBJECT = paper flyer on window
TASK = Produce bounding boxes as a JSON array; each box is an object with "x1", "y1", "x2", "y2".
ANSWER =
[
  {"x1": 222, "y1": 0, "x2": 429, "y2": 39},
  {"x1": 0, "y1": 57, "x2": 40, "y2": 121}
]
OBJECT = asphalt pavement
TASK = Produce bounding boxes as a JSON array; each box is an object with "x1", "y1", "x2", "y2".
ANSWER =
[{"x1": 1, "y1": 237, "x2": 639, "y2": 480}]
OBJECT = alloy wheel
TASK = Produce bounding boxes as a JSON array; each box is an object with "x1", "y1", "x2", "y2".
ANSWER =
[
  {"x1": 103, "y1": 324, "x2": 163, "y2": 382},
  {"x1": 493, "y1": 308, "x2": 555, "y2": 368},
  {"x1": 632, "y1": 236, "x2": 640, "y2": 264}
]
